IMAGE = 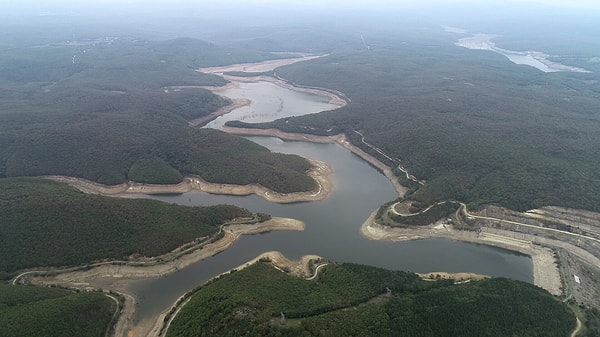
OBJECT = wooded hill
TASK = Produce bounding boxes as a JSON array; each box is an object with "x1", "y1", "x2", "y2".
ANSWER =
[
  {"x1": 229, "y1": 30, "x2": 600, "y2": 212},
  {"x1": 167, "y1": 262, "x2": 576, "y2": 337},
  {"x1": 0, "y1": 178, "x2": 252, "y2": 275},
  {"x1": 0, "y1": 37, "x2": 315, "y2": 193},
  {"x1": 0, "y1": 284, "x2": 115, "y2": 337}
]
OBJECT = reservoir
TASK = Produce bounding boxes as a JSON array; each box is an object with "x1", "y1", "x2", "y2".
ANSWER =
[
  {"x1": 123, "y1": 72, "x2": 533, "y2": 327},
  {"x1": 205, "y1": 81, "x2": 339, "y2": 129},
  {"x1": 126, "y1": 138, "x2": 532, "y2": 323}
]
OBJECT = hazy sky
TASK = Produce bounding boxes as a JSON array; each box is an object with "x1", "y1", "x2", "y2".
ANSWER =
[{"x1": 5, "y1": 0, "x2": 600, "y2": 9}]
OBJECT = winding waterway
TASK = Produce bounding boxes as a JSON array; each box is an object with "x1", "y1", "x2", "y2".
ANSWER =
[
  {"x1": 124, "y1": 81, "x2": 533, "y2": 327},
  {"x1": 205, "y1": 80, "x2": 339, "y2": 129}
]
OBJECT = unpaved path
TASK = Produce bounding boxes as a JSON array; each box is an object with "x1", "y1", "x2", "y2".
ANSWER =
[
  {"x1": 43, "y1": 158, "x2": 332, "y2": 203},
  {"x1": 571, "y1": 317, "x2": 582, "y2": 337}
]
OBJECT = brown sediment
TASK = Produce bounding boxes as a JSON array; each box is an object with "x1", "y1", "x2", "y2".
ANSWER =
[
  {"x1": 42, "y1": 158, "x2": 332, "y2": 203},
  {"x1": 418, "y1": 272, "x2": 489, "y2": 282}
]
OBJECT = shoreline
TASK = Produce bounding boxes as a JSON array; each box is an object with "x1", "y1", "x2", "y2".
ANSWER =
[
  {"x1": 197, "y1": 54, "x2": 325, "y2": 74},
  {"x1": 27, "y1": 217, "x2": 305, "y2": 282},
  {"x1": 43, "y1": 158, "x2": 332, "y2": 203},
  {"x1": 149, "y1": 251, "x2": 325, "y2": 337},
  {"x1": 359, "y1": 210, "x2": 562, "y2": 296},
  {"x1": 188, "y1": 97, "x2": 251, "y2": 127},
  {"x1": 221, "y1": 126, "x2": 408, "y2": 197},
  {"x1": 220, "y1": 74, "x2": 349, "y2": 107},
  {"x1": 27, "y1": 217, "x2": 306, "y2": 337}
]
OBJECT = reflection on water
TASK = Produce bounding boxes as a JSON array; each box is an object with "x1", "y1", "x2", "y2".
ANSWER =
[{"x1": 126, "y1": 137, "x2": 532, "y2": 323}]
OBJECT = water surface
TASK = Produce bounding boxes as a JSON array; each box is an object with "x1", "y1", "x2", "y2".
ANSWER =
[
  {"x1": 126, "y1": 137, "x2": 532, "y2": 323},
  {"x1": 205, "y1": 81, "x2": 339, "y2": 129}
]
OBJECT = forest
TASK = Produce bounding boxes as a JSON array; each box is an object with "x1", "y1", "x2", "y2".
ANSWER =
[
  {"x1": 228, "y1": 30, "x2": 600, "y2": 213},
  {"x1": 0, "y1": 284, "x2": 115, "y2": 337},
  {"x1": 167, "y1": 262, "x2": 576, "y2": 337},
  {"x1": 0, "y1": 36, "x2": 316, "y2": 193},
  {"x1": 0, "y1": 178, "x2": 252, "y2": 275}
]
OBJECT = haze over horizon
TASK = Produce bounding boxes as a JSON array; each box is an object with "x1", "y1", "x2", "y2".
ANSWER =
[{"x1": 4, "y1": 0, "x2": 600, "y2": 15}]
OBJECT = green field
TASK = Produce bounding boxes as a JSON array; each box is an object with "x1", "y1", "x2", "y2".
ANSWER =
[
  {"x1": 0, "y1": 178, "x2": 253, "y2": 274},
  {"x1": 167, "y1": 262, "x2": 575, "y2": 337},
  {"x1": 0, "y1": 284, "x2": 115, "y2": 337}
]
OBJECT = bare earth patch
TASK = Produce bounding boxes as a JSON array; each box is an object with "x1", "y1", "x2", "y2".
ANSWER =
[{"x1": 188, "y1": 98, "x2": 251, "y2": 127}]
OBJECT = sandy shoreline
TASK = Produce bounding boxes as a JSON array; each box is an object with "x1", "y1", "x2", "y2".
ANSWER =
[
  {"x1": 220, "y1": 74, "x2": 349, "y2": 107},
  {"x1": 222, "y1": 126, "x2": 408, "y2": 197},
  {"x1": 188, "y1": 97, "x2": 251, "y2": 127},
  {"x1": 456, "y1": 34, "x2": 590, "y2": 73},
  {"x1": 43, "y1": 158, "x2": 332, "y2": 203},
  {"x1": 148, "y1": 251, "x2": 325, "y2": 337},
  {"x1": 197, "y1": 54, "x2": 325, "y2": 74},
  {"x1": 27, "y1": 217, "x2": 305, "y2": 337},
  {"x1": 359, "y1": 210, "x2": 562, "y2": 296}
]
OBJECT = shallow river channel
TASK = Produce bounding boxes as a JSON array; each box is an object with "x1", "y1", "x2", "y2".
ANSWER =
[{"x1": 125, "y1": 80, "x2": 533, "y2": 325}]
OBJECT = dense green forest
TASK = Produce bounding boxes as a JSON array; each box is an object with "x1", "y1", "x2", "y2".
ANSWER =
[
  {"x1": 0, "y1": 284, "x2": 115, "y2": 337},
  {"x1": 0, "y1": 37, "x2": 316, "y2": 192},
  {"x1": 167, "y1": 262, "x2": 575, "y2": 337},
  {"x1": 229, "y1": 32, "x2": 600, "y2": 212},
  {"x1": 0, "y1": 178, "x2": 252, "y2": 274}
]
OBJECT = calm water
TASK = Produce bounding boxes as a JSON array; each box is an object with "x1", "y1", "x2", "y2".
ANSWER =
[
  {"x1": 205, "y1": 81, "x2": 338, "y2": 129},
  {"x1": 126, "y1": 137, "x2": 532, "y2": 323}
]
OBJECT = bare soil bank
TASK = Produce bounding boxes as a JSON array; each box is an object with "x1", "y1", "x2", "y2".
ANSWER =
[
  {"x1": 222, "y1": 127, "x2": 408, "y2": 197},
  {"x1": 188, "y1": 97, "x2": 251, "y2": 127},
  {"x1": 220, "y1": 74, "x2": 349, "y2": 107},
  {"x1": 149, "y1": 251, "x2": 325, "y2": 337},
  {"x1": 43, "y1": 158, "x2": 332, "y2": 203},
  {"x1": 360, "y1": 211, "x2": 563, "y2": 296},
  {"x1": 197, "y1": 55, "x2": 324, "y2": 74},
  {"x1": 27, "y1": 217, "x2": 305, "y2": 337}
]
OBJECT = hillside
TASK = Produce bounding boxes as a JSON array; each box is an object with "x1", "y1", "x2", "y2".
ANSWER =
[
  {"x1": 0, "y1": 178, "x2": 253, "y2": 274},
  {"x1": 229, "y1": 31, "x2": 600, "y2": 212},
  {"x1": 0, "y1": 284, "x2": 115, "y2": 337},
  {"x1": 0, "y1": 37, "x2": 315, "y2": 192},
  {"x1": 167, "y1": 262, "x2": 576, "y2": 337}
]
